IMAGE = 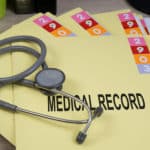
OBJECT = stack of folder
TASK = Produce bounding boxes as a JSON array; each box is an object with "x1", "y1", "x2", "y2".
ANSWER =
[{"x1": 0, "y1": 8, "x2": 150, "y2": 150}]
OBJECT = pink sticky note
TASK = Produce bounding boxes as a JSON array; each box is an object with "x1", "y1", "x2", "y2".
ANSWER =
[
  {"x1": 71, "y1": 11, "x2": 90, "y2": 23},
  {"x1": 128, "y1": 37, "x2": 146, "y2": 46},
  {"x1": 34, "y1": 15, "x2": 53, "y2": 27},
  {"x1": 118, "y1": 12, "x2": 135, "y2": 22}
]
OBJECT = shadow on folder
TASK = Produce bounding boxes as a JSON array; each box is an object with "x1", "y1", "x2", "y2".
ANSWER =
[
  {"x1": 126, "y1": 0, "x2": 150, "y2": 14},
  {"x1": 0, "y1": 135, "x2": 15, "y2": 150}
]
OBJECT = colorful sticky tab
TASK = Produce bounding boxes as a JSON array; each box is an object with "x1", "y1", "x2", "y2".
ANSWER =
[
  {"x1": 34, "y1": 15, "x2": 75, "y2": 37},
  {"x1": 125, "y1": 27, "x2": 142, "y2": 35},
  {"x1": 71, "y1": 10, "x2": 110, "y2": 36},
  {"x1": 43, "y1": 20, "x2": 61, "y2": 32},
  {"x1": 141, "y1": 19, "x2": 149, "y2": 35},
  {"x1": 87, "y1": 24, "x2": 106, "y2": 36},
  {"x1": 51, "y1": 26, "x2": 72, "y2": 37},
  {"x1": 121, "y1": 20, "x2": 138, "y2": 29},
  {"x1": 118, "y1": 12, "x2": 143, "y2": 36},
  {"x1": 143, "y1": 17, "x2": 150, "y2": 34},
  {"x1": 137, "y1": 64, "x2": 150, "y2": 73},
  {"x1": 130, "y1": 46, "x2": 149, "y2": 54},
  {"x1": 128, "y1": 37, "x2": 146, "y2": 46},
  {"x1": 33, "y1": 15, "x2": 53, "y2": 27},
  {"x1": 134, "y1": 54, "x2": 150, "y2": 64},
  {"x1": 118, "y1": 12, "x2": 135, "y2": 22},
  {"x1": 128, "y1": 37, "x2": 150, "y2": 74},
  {"x1": 79, "y1": 18, "x2": 98, "y2": 29},
  {"x1": 71, "y1": 11, "x2": 91, "y2": 23}
]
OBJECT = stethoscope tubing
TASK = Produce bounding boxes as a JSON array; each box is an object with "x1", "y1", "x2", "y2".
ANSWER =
[
  {"x1": 0, "y1": 35, "x2": 103, "y2": 144},
  {"x1": 0, "y1": 45, "x2": 48, "y2": 88},
  {"x1": 0, "y1": 36, "x2": 47, "y2": 85},
  {"x1": 0, "y1": 35, "x2": 93, "y2": 130}
]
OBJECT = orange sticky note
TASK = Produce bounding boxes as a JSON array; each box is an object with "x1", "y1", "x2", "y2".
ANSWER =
[
  {"x1": 134, "y1": 54, "x2": 150, "y2": 64},
  {"x1": 51, "y1": 26, "x2": 72, "y2": 37},
  {"x1": 87, "y1": 24, "x2": 106, "y2": 36},
  {"x1": 125, "y1": 27, "x2": 142, "y2": 35}
]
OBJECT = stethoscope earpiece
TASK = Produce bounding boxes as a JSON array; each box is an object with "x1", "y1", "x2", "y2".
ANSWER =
[
  {"x1": 76, "y1": 131, "x2": 87, "y2": 144},
  {"x1": 93, "y1": 106, "x2": 103, "y2": 118},
  {"x1": 76, "y1": 106, "x2": 103, "y2": 144}
]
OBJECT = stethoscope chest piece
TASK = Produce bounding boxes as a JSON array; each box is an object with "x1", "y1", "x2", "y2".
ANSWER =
[{"x1": 35, "y1": 68, "x2": 65, "y2": 95}]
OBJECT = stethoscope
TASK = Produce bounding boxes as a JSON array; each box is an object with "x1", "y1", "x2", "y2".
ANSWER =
[{"x1": 0, "y1": 35, "x2": 103, "y2": 144}]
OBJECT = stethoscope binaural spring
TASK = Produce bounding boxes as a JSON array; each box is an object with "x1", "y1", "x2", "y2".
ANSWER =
[{"x1": 0, "y1": 35, "x2": 103, "y2": 144}]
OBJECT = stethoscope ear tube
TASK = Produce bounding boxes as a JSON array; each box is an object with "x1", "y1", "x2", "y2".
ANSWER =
[
  {"x1": 0, "y1": 88, "x2": 103, "y2": 144},
  {"x1": 0, "y1": 100, "x2": 17, "y2": 112},
  {"x1": 0, "y1": 36, "x2": 47, "y2": 85}
]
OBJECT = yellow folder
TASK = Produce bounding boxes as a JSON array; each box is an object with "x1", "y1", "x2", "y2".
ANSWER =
[
  {"x1": 0, "y1": 12, "x2": 77, "y2": 146},
  {"x1": 5, "y1": 18, "x2": 150, "y2": 149},
  {"x1": 0, "y1": 30, "x2": 15, "y2": 145},
  {"x1": 0, "y1": 8, "x2": 150, "y2": 149}
]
